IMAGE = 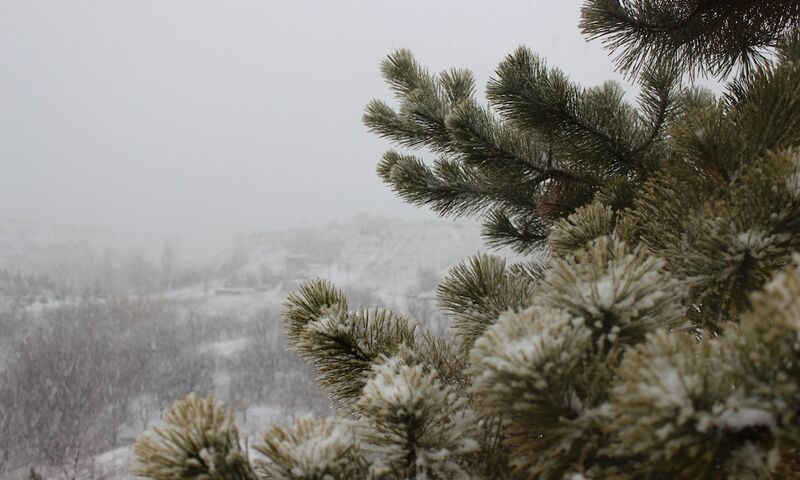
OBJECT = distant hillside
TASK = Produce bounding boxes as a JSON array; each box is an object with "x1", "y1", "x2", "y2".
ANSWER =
[
  {"x1": 0, "y1": 215, "x2": 489, "y2": 303},
  {"x1": 214, "y1": 216, "x2": 485, "y2": 292},
  {"x1": 0, "y1": 215, "x2": 498, "y2": 479}
]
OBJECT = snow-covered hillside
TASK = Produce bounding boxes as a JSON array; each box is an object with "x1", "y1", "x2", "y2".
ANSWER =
[{"x1": 0, "y1": 216, "x2": 496, "y2": 479}]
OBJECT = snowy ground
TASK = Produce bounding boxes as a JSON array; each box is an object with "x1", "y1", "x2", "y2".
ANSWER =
[{"x1": 0, "y1": 216, "x2": 499, "y2": 478}]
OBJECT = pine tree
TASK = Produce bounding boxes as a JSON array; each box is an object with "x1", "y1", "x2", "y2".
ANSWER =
[{"x1": 133, "y1": 1, "x2": 800, "y2": 478}]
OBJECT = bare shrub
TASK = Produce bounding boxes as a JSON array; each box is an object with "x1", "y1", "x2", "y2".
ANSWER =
[{"x1": 0, "y1": 297, "x2": 213, "y2": 473}]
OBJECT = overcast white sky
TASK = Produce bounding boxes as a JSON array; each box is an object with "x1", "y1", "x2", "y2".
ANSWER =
[{"x1": 1, "y1": 1, "x2": 633, "y2": 249}]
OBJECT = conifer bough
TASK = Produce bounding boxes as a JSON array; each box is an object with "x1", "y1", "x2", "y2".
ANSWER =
[{"x1": 134, "y1": 1, "x2": 800, "y2": 478}]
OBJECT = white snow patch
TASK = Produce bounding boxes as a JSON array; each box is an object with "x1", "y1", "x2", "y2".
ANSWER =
[
  {"x1": 594, "y1": 275, "x2": 615, "y2": 308},
  {"x1": 657, "y1": 365, "x2": 684, "y2": 398},
  {"x1": 716, "y1": 407, "x2": 775, "y2": 431}
]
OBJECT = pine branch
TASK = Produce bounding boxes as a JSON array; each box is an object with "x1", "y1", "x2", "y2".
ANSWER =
[
  {"x1": 439, "y1": 67, "x2": 476, "y2": 106},
  {"x1": 632, "y1": 59, "x2": 682, "y2": 161},
  {"x1": 437, "y1": 254, "x2": 537, "y2": 351},
  {"x1": 358, "y1": 358, "x2": 478, "y2": 479},
  {"x1": 536, "y1": 237, "x2": 689, "y2": 347},
  {"x1": 283, "y1": 278, "x2": 348, "y2": 345},
  {"x1": 480, "y1": 209, "x2": 550, "y2": 254},
  {"x1": 670, "y1": 90, "x2": 743, "y2": 181},
  {"x1": 404, "y1": 333, "x2": 471, "y2": 390},
  {"x1": 367, "y1": 49, "x2": 617, "y2": 254},
  {"x1": 487, "y1": 47, "x2": 643, "y2": 175},
  {"x1": 132, "y1": 394, "x2": 257, "y2": 480},
  {"x1": 600, "y1": 331, "x2": 738, "y2": 479},
  {"x1": 377, "y1": 150, "x2": 543, "y2": 219},
  {"x1": 724, "y1": 36, "x2": 800, "y2": 165},
  {"x1": 375, "y1": 49, "x2": 452, "y2": 153},
  {"x1": 364, "y1": 99, "x2": 432, "y2": 150},
  {"x1": 296, "y1": 306, "x2": 417, "y2": 406},
  {"x1": 254, "y1": 418, "x2": 368, "y2": 479},
  {"x1": 549, "y1": 203, "x2": 617, "y2": 257},
  {"x1": 669, "y1": 37, "x2": 800, "y2": 183},
  {"x1": 665, "y1": 148, "x2": 800, "y2": 329},
  {"x1": 446, "y1": 99, "x2": 550, "y2": 177},
  {"x1": 468, "y1": 306, "x2": 600, "y2": 478},
  {"x1": 581, "y1": 0, "x2": 800, "y2": 77}
]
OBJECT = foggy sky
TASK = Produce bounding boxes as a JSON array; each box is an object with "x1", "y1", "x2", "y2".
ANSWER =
[{"x1": 1, "y1": 1, "x2": 631, "y2": 249}]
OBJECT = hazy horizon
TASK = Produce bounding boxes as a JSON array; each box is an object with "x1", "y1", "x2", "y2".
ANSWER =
[{"x1": 2, "y1": 1, "x2": 635, "y2": 249}]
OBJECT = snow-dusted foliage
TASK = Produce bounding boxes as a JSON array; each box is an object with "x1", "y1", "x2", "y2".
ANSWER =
[
  {"x1": 469, "y1": 306, "x2": 597, "y2": 477},
  {"x1": 133, "y1": 2, "x2": 800, "y2": 479},
  {"x1": 359, "y1": 358, "x2": 478, "y2": 479},
  {"x1": 254, "y1": 418, "x2": 367, "y2": 479},
  {"x1": 132, "y1": 394, "x2": 256, "y2": 480},
  {"x1": 535, "y1": 237, "x2": 688, "y2": 347}
]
